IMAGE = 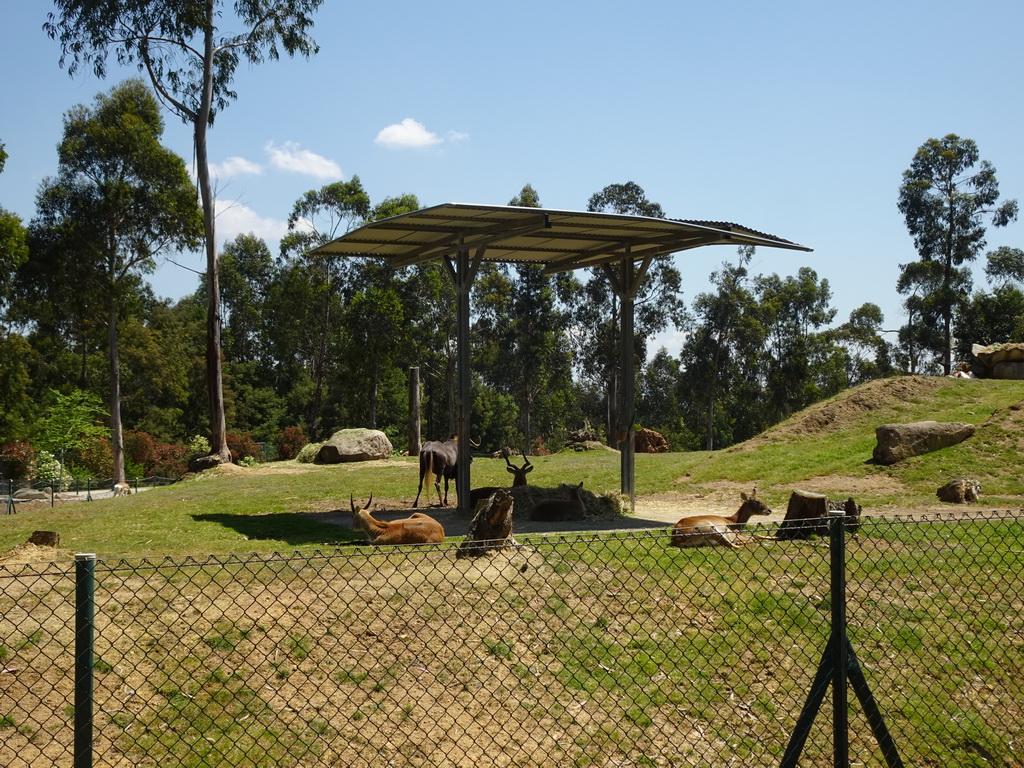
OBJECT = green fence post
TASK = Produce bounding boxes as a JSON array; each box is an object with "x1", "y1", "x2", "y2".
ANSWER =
[
  {"x1": 75, "y1": 553, "x2": 96, "y2": 768},
  {"x1": 829, "y1": 510, "x2": 849, "y2": 768}
]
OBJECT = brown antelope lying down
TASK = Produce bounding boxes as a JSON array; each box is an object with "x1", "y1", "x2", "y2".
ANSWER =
[
  {"x1": 669, "y1": 490, "x2": 771, "y2": 549},
  {"x1": 528, "y1": 481, "x2": 586, "y2": 522},
  {"x1": 350, "y1": 495, "x2": 445, "y2": 545}
]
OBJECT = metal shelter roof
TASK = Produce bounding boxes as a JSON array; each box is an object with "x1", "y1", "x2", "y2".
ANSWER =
[
  {"x1": 312, "y1": 202, "x2": 812, "y2": 516},
  {"x1": 310, "y1": 202, "x2": 812, "y2": 270}
]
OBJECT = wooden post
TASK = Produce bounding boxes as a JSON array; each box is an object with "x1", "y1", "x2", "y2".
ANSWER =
[{"x1": 408, "y1": 366, "x2": 421, "y2": 457}]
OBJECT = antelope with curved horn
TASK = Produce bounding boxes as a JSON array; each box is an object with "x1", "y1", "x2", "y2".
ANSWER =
[
  {"x1": 469, "y1": 451, "x2": 534, "y2": 509},
  {"x1": 669, "y1": 490, "x2": 771, "y2": 549},
  {"x1": 350, "y1": 495, "x2": 445, "y2": 545}
]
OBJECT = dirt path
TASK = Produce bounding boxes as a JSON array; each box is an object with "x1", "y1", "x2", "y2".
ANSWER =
[{"x1": 301, "y1": 487, "x2": 1012, "y2": 540}]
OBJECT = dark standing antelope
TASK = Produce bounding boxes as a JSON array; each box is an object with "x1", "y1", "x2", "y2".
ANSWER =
[
  {"x1": 469, "y1": 452, "x2": 534, "y2": 508},
  {"x1": 413, "y1": 435, "x2": 460, "y2": 508},
  {"x1": 350, "y1": 495, "x2": 445, "y2": 545},
  {"x1": 669, "y1": 490, "x2": 772, "y2": 549}
]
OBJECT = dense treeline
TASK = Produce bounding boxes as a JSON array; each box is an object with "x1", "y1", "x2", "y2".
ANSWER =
[{"x1": 1, "y1": 87, "x2": 1022, "y2": 481}]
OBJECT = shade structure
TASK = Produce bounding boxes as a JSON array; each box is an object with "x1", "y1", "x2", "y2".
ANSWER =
[{"x1": 312, "y1": 203, "x2": 812, "y2": 514}]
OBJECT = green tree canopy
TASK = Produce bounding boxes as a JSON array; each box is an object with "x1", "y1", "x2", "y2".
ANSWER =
[
  {"x1": 897, "y1": 134, "x2": 1018, "y2": 373},
  {"x1": 32, "y1": 79, "x2": 202, "y2": 482},
  {"x1": 46, "y1": 0, "x2": 326, "y2": 464}
]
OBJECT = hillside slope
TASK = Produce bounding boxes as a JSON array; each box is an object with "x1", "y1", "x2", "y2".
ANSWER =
[{"x1": 638, "y1": 375, "x2": 1024, "y2": 517}]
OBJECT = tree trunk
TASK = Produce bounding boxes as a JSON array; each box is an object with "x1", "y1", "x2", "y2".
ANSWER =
[
  {"x1": 368, "y1": 360, "x2": 379, "y2": 429},
  {"x1": 108, "y1": 289, "x2": 125, "y2": 484},
  {"x1": 408, "y1": 366, "x2": 420, "y2": 456},
  {"x1": 197, "y1": 8, "x2": 230, "y2": 463}
]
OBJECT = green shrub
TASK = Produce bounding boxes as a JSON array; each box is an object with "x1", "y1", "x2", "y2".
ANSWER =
[
  {"x1": 187, "y1": 435, "x2": 210, "y2": 460},
  {"x1": 296, "y1": 442, "x2": 323, "y2": 463}
]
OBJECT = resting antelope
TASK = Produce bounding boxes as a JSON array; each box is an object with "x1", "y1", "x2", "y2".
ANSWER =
[
  {"x1": 350, "y1": 495, "x2": 445, "y2": 545},
  {"x1": 528, "y1": 481, "x2": 586, "y2": 522},
  {"x1": 112, "y1": 482, "x2": 132, "y2": 497},
  {"x1": 669, "y1": 490, "x2": 771, "y2": 549},
  {"x1": 469, "y1": 452, "x2": 534, "y2": 509}
]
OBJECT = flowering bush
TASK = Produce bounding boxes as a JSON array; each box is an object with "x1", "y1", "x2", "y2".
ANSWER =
[
  {"x1": 275, "y1": 426, "x2": 307, "y2": 461},
  {"x1": 0, "y1": 441, "x2": 37, "y2": 479},
  {"x1": 530, "y1": 436, "x2": 552, "y2": 456},
  {"x1": 149, "y1": 442, "x2": 188, "y2": 478},
  {"x1": 34, "y1": 450, "x2": 68, "y2": 490},
  {"x1": 226, "y1": 432, "x2": 264, "y2": 464}
]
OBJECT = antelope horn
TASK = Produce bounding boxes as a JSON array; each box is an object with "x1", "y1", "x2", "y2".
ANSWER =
[{"x1": 364, "y1": 494, "x2": 373, "y2": 510}]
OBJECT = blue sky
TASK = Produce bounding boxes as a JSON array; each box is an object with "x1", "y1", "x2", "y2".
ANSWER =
[{"x1": 2, "y1": 0, "x2": 1023, "y2": 355}]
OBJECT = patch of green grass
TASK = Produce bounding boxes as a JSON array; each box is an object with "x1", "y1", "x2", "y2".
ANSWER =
[
  {"x1": 483, "y1": 638, "x2": 513, "y2": 659},
  {"x1": 286, "y1": 633, "x2": 311, "y2": 660}
]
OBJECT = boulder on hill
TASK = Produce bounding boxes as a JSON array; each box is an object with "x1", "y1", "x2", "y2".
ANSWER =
[
  {"x1": 872, "y1": 421, "x2": 975, "y2": 465},
  {"x1": 971, "y1": 342, "x2": 1024, "y2": 379},
  {"x1": 316, "y1": 429, "x2": 393, "y2": 464}
]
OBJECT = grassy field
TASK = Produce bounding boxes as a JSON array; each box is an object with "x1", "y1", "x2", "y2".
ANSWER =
[{"x1": 3, "y1": 374, "x2": 1022, "y2": 560}]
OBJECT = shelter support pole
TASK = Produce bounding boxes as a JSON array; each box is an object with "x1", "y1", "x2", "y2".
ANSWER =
[
  {"x1": 446, "y1": 244, "x2": 483, "y2": 516},
  {"x1": 618, "y1": 256, "x2": 636, "y2": 508},
  {"x1": 603, "y1": 251, "x2": 653, "y2": 512}
]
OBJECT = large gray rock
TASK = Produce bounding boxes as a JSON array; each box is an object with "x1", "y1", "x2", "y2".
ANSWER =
[
  {"x1": 316, "y1": 429, "x2": 393, "y2": 463},
  {"x1": 872, "y1": 421, "x2": 975, "y2": 465},
  {"x1": 13, "y1": 488, "x2": 52, "y2": 500},
  {"x1": 971, "y1": 343, "x2": 1024, "y2": 378}
]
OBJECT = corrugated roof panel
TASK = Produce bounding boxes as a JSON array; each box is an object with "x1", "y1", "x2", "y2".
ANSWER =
[{"x1": 310, "y1": 203, "x2": 811, "y2": 271}]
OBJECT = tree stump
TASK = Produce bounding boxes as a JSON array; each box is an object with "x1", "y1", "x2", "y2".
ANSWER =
[
  {"x1": 778, "y1": 490, "x2": 861, "y2": 540},
  {"x1": 29, "y1": 531, "x2": 60, "y2": 548},
  {"x1": 456, "y1": 490, "x2": 516, "y2": 559}
]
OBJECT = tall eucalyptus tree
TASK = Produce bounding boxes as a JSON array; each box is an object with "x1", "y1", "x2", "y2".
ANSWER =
[
  {"x1": 897, "y1": 134, "x2": 1018, "y2": 373},
  {"x1": 46, "y1": 0, "x2": 325, "y2": 463},
  {"x1": 31, "y1": 80, "x2": 202, "y2": 482}
]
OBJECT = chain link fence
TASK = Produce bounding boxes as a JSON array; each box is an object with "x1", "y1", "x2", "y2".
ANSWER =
[
  {"x1": 1, "y1": 511, "x2": 1022, "y2": 767},
  {"x1": 4, "y1": 478, "x2": 178, "y2": 512}
]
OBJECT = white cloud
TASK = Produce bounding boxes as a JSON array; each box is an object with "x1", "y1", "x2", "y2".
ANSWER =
[
  {"x1": 374, "y1": 118, "x2": 448, "y2": 149},
  {"x1": 446, "y1": 130, "x2": 470, "y2": 144},
  {"x1": 209, "y1": 156, "x2": 263, "y2": 178},
  {"x1": 264, "y1": 140, "x2": 342, "y2": 179},
  {"x1": 215, "y1": 199, "x2": 289, "y2": 246}
]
